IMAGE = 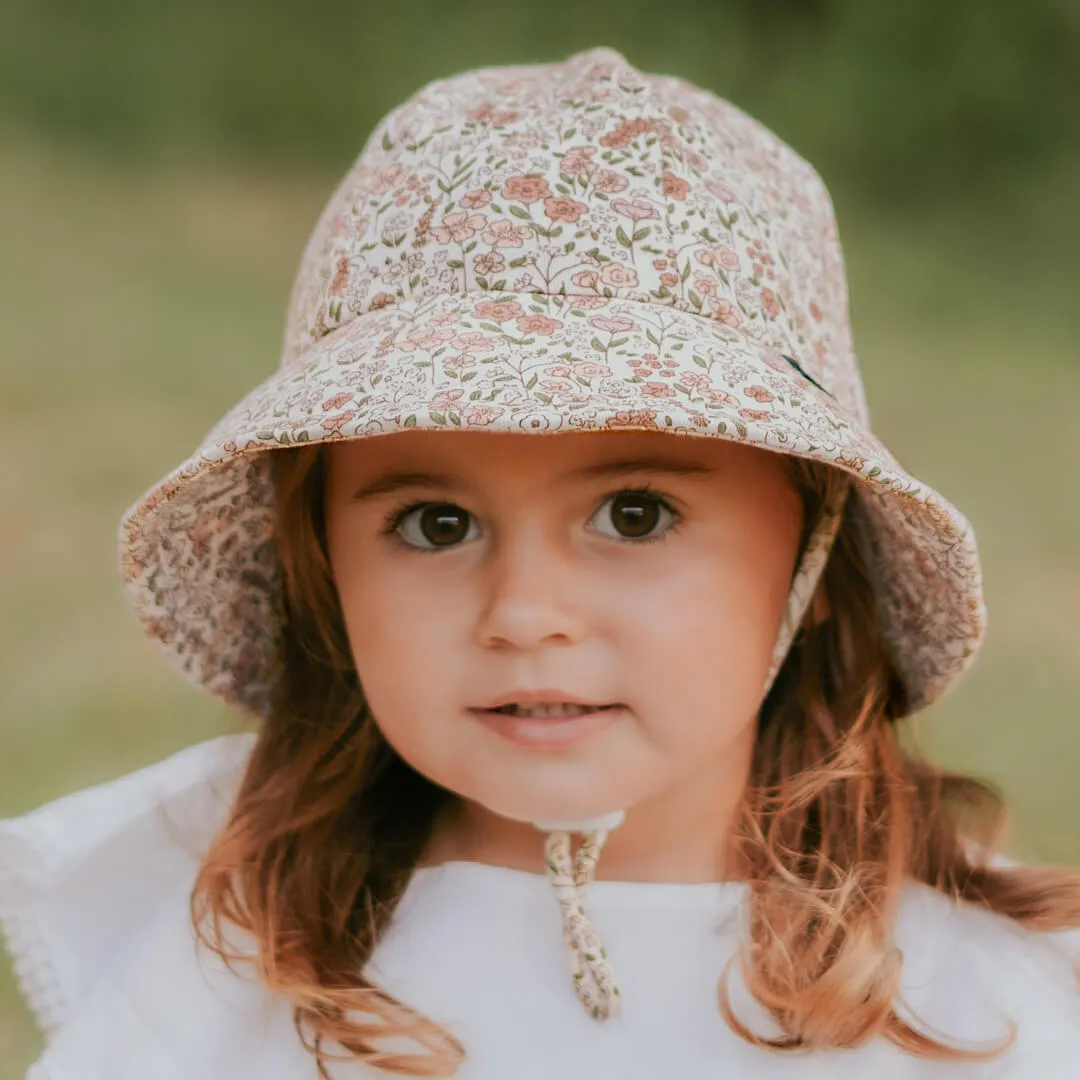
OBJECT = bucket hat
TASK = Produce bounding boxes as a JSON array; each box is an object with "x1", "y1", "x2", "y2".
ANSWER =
[{"x1": 117, "y1": 46, "x2": 985, "y2": 1021}]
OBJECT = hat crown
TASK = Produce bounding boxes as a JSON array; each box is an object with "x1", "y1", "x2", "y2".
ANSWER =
[{"x1": 280, "y1": 47, "x2": 868, "y2": 423}]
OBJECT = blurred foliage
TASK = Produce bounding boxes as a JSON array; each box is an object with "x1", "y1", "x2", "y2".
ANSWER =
[{"x1": 1, "y1": 0, "x2": 1078, "y2": 204}]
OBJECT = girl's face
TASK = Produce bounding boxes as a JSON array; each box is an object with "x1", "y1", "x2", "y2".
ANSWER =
[{"x1": 325, "y1": 430, "x2": 803, "y2": 836}]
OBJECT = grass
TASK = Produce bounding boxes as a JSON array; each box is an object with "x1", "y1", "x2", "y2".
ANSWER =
[{"x1": 0, "y1": 126, "x2": 1077, "y2": 1075}]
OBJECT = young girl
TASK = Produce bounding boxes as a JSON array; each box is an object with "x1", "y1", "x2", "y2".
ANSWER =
[{"x1": 2, "y1": 45, "x2": 1078, "y2": 1080}]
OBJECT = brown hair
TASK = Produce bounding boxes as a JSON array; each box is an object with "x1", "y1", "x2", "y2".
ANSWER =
[{"x1": 190, "y1": 443, "x2": 1080, "y2": 1077}]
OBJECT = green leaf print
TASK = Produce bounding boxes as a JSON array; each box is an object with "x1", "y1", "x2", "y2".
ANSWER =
[{"x1": 615, "y1": 225, "x2": 632, "y2": 249}]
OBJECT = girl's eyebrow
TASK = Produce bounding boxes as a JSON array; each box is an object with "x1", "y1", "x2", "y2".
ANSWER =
[{"x1": 349, "y1": 457, "x2": 719, "y2": 503}]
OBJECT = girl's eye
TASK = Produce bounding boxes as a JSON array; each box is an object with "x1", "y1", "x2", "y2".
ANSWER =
[
  {"x1": 589, "y1": 491, "x2": 678, "y2": 543},
  {"x1": 392, "y1": 503, "x2": 479, "y2": 550}
]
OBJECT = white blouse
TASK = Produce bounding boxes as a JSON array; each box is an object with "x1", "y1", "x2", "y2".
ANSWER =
[{"x1": 1, "y1": 733, "x2": 1078, "y2": 1079}]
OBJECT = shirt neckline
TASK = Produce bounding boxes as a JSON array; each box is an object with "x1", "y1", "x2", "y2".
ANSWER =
[{"x1": 410, "y1": 858, "x2": 750, "y2": 910}]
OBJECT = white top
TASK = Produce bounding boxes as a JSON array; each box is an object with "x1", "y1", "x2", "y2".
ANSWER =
[{"x1": 2, "y1": 734, "x2": 1079, "y2": 1080}]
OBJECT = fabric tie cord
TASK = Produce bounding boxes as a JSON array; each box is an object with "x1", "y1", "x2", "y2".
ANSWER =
[{"x1": 543, "y1": 826, "x2": 621, "y2": 1020}]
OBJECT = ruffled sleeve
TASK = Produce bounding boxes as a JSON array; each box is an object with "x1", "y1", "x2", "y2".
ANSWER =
[{"x1": 0, "y1": 733, "x2": 257, "y2": 1068}]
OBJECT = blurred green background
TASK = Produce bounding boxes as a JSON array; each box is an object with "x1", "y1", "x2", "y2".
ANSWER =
[{"x1": 1, "y1": 0, "x2": 1078, "y2": 1073}]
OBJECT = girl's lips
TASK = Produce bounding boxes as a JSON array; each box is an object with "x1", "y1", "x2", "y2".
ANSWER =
[{"x1": 469, "y1": 705, "x2": 626, "y2": 748}]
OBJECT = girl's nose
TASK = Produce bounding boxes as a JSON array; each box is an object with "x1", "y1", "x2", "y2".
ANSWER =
[{"x1": 473, "y1": 527, "x2": 589, "y2": 650}]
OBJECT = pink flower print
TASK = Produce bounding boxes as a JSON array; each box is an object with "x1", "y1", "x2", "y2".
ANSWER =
[
  {"x1": 642, "y1": 353, "x2": 661, "y2": 368},
  {"x1": 430, "y1": 311, "x2": 461, "y2": 327},
  {"x1": 462, "y1": 404, "x2": 505, "y2": 426},
  {"x1": 745, "y1": 385, "x2": 775, "y2": 403},
  {"x1": 431, "y1": 388, "x2": 465, "y2": 409},
  {"x1": 808, "y1": 300, "x2": 824, "y2": 323},
  {"x1": 707, "y1": 390, "x2": 739, "y2": 407},
  {"x1": 668, "y1": 105, "x2": 692, "y2": 125},
  {"x1": 322, "y1": 410, "x2": 356, "y2": 432},
  {"x1": 543, "y1": 196, "x2": 588, "y2": 223},
  {"x1": 432, "y1": 212, "x2": 486, "y2": 244},
  {"x1": 612, "y1": 198, "x2": 660, "y2": 222},
  {"x1": 681, "y1": 372, "x2": 711, "y2": 391},
  {"x1": 321, "y1": 392, "x2": 354, "y2": 411},
  {"x1": 482, "y1": 220, "x2": 531, "y2": 248},
  {"x1": 835, "y1": 453, "x2": 867, "y2": 473},
  {"x1": 573, "y1": 361, "x2": 612, "y2": 377},
  {"x1": 516, "y1": 314, "x2": 562, "y2": 335},
  {"x1": 561, "y1": 146, "x2": 596, "y2": 176},
  {"x1": 606, "y1": 408, "x2": 658, "y2": 428},
  {"x1": 588, "y1": 315, "x2": 639, "y2": 334},
  {"x1": 713, "y1": 246, "x2": 741, "y2": 270},
  {"x1": 473, "y1": 251, "x2": 506, "y2": 276},
  {"x1": 759, "y1": 347, "x2": 789, "y2": 373},
  {"x1": 460, "y1": 188, "x2": 493, "y2": 210},
  {"x1": 663, "y1": 359, "x2": 678, "y2": 368},
  {"x1": 652, "y1": 258, "x2": 668, "y2": 270},
  {"x1": 600, "y1": 118, "x2": 654, "y2": 148},
  {"x1": 662, "y1": 171, "x2": 690, "y2": 200},
  {"x1": 370, "y1": 166, "x2": 408, "y2": 195},
  {"x1": 572, "y1": 270, "x2": 599, "y2": 289},
  {"x1": 761, "y1": 288, "x2": 781, "y2": 318},
  {"x1": 401, "y1": 329, "x2": 454, "y2": 351},
  {"x1": 692, "y1": 273, "x2": 717, "y2": 297},
  {"x1": 501, "y1": 173, "x2": 552, "y2": 203},
  {"x1": 544, "y1": 365, "x2": 573, "y2": 378},
  {"x1": 643, "y1": 382, "x2": 675, "y2": 397},
  {"x1": 659, "y1": 272, "x2": 679, "y2": 288},
  {"x1": 593, "y1": 170, "x2": 629, "y2": 194},
  {"x1": 329, "y1": 255, "x2": 350, "y2": 296},
  {"x1": 491, "y1": 110, "x2": 517, "y2": 125},
  {"x1": 368, "y1": 293, "x2": 396, "y2": 311},
  {"x1": 571, "y1": 295, "x2": 610, "y2": 309},
  {"x1": 705, "y1": 179, "x2": 737, "y2": 203},
  {"x1": 599, "y1": 264, "x2": 639, "y2": 288},
  {"x1": 453, "y1": 332, "x2": 496, "y2": 352},
  {"x1": 541, "y1": 378, "x2": 574, "y2": 393},
  {"x1": 739, "y1": 408, "x2": 771, "y2": 421},
  {"x1": 442, "y1": 352, "x2": 475, "y2": 373},
  {"x1": 473, "y1": 300, "x2": 525, "y2": 322},
  {"x1": 711, "y1": 299, "x2": 742, "y2": 328}
]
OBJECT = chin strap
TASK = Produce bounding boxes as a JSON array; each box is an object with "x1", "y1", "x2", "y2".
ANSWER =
[
  {"x1": 536, "y1": 476, "x2": 852, "y2": 1021},
  {"x1": 542, "y1": 825, "x2": 622, "y2": 1018}
]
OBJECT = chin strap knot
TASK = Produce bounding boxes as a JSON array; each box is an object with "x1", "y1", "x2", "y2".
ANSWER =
[{"x1": 543, "y1": 828, "x2": 621, "y2": 1020}]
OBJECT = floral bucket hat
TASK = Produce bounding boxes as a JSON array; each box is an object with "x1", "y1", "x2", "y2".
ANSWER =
[{"x1": 118, "y1": 46, "x2": 985, "y2": 1021}]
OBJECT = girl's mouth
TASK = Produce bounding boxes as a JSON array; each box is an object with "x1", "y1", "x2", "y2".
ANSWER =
[{"x1": 470, "y1": 703, "x2": 625, "y2": 747}]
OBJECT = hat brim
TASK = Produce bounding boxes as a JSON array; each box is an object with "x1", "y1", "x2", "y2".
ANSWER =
[{"x1": 119, "y1": 290, "x2": 985, "y2": 717}]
